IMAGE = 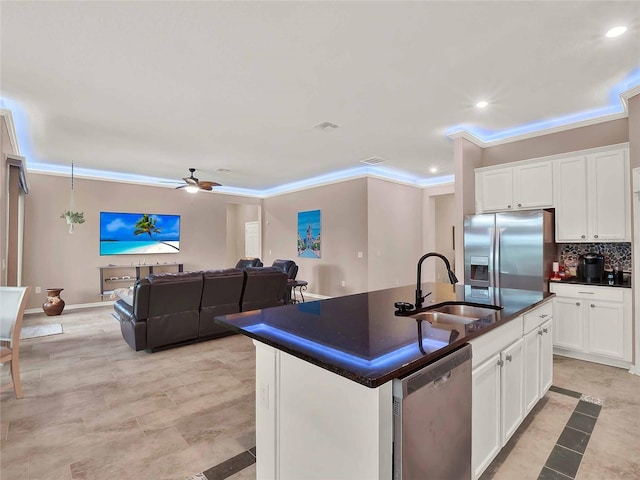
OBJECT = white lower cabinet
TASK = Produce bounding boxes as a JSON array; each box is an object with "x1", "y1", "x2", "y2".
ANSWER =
[
  {"x1": 470, "y1": 315, "x2": 524, "y2": 480},
  {"x1": 552, "y1": 296, "x2": 584, "y2": 351},
  {"x1": 471, "y1": 353, "x2": 501, "y2": 479},
  {"x1": 500, "y1": 338, "x2": 525, "y2": 443},
  {"x1": 523, "y1": 318, "x2": 553, "y2": 415},
  {"x1": 470, "y1": 300, "x2": 554, "y2": 480},
  {"x1": 550, "y1": 283, "x2": 631, "y2": 368}
]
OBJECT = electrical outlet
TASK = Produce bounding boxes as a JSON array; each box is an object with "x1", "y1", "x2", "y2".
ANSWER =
[
  {"x1": 357, "y1": 251, "x2": 363, "y2": 258},
  {"x1": 269, "y1": 249, "x2": 272, "y2": 255},
  {"x1": 35, "y1": 286, "x2": 42, "y2": 294},
  {"x1": 341, "y1": 280, "x2": 346, "y2": 287}
]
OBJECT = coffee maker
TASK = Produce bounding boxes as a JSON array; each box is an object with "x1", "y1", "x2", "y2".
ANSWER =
[{"x1": 577, "y1": 253, "x2": 605, "y2": 283}]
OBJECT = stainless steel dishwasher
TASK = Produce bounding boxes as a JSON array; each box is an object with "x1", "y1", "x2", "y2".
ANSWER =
[{"x1": 393, "y1": 343, "x2": 472, "y2": 480}]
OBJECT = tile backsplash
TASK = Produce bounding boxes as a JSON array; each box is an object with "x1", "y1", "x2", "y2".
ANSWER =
[{"x1": 558, "y1": 243, "x2": 632, "y2": 271}]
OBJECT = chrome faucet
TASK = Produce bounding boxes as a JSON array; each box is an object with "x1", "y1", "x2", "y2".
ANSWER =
[{"x1": 415, "y1": 252, "x2": 458, "y2": 310}]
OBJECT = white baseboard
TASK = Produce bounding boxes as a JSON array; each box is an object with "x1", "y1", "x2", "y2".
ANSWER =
[
  {"x1": 301, "y1": 292, "x2": 332, "y2": 300},
  {"x1": 25, "y1": 300, "x2": 114, "y2": 315}
]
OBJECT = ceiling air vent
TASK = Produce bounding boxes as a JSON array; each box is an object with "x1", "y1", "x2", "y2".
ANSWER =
[
  {"x1": 360, "y1": 157, "x2": 385, "y2": 166},
  {"x1": 314, "y1": 121, "x2": 340, "y2": 132},
  {"x1": 216, "y1": 168, "x2": 231, "y2": 173}
]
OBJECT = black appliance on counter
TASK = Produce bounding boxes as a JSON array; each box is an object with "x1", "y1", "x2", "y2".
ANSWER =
[{"x1": 577, "y1": 253, "x2": 605, "y2": 282}]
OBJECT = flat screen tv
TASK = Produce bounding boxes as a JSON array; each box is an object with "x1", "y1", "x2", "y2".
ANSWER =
[{"x1": 100, "y1": 212, "x2": 180, "y2": 255}]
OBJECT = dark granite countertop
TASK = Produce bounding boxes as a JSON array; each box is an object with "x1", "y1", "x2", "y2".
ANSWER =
[
  {"x1": 550, "y1": 277, "x2": 631, "y2": 289},
  {"x1": 214, "y1": 283, "x2": 553, "y2": 388}
]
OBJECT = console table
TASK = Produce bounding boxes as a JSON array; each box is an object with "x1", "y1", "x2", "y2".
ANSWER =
[{"x1": 99, "y1": 263, "x2": 183, "y2": 298}]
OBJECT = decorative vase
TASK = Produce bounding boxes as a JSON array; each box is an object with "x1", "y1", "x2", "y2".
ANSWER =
[{"x1": 43, "y1": 288, "x2": 65, "y2": 316}]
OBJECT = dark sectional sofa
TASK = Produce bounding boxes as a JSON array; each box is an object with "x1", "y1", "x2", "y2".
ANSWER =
[{"x1": 114, "y1": 267, "x2": 288, "y2": 351}]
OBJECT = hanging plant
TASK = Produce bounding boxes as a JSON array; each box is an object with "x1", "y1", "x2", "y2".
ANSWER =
[
  {"x1": 60, "y1": 161, "x2": 85, "y2": 234},
  {"x1": 60, "y1": 211, "x2": 85, "y2": 224}
]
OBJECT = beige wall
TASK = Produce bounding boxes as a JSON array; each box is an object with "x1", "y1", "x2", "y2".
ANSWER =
[
  {"x1": 422, "y1": 183, "x2": 455, "y2": 282},
  {"x1": 629, "y1": 96, "x2": 640, "y2": 170},
  {"x1": 454, "y1": 138, "x2": 483, "y2": 276},
  {"x1": 434, "y1": 193, "x2": 455, "y2": 282},
  {"x1": 263, "y1": 179, "x2": 369, "y2": 297},
  {"x1": 225, "y1": 203, "x2": 260, "y2": 265},
  {"x1": 23, "y1": 173, "x2": 260, "y2": 309},
  {"x1": 367, "y1": 178, "x2": 423, "y2": 292},
  {"x1": 481, "y1": 118, "x2": 629, "y2": 166}
]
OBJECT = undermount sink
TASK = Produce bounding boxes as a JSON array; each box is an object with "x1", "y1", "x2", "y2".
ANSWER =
[
  {"x1": 427, "y1": 304, "x2": 500, "y2": 319},
  {"x1": 410, "y1": 311, "x2": 475, "y2": 326}
]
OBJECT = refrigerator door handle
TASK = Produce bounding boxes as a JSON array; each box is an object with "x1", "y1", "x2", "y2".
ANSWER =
[
  {"x1": 489, "y1": 225, "x2": 496, "y2": 288},
  {"x1": 495, "y1": 227, "x2": 501, "y2": 289}
]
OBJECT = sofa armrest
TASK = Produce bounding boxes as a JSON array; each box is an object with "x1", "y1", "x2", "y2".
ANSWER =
[{"x1": 115, "y1": 299, "x2": 147, "y2": 351}]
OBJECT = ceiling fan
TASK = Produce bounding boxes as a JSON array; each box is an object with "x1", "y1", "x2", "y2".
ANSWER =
[{"x1": 175, "y1": 168, "x2": 222, "y2": 192}]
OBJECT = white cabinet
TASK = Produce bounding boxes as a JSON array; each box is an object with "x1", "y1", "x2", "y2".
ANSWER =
[
  {"x1": 552, "y1": 296, "x2": 584, "y2": 351},
  {"x1": 471, "y1": 353, "x2": 501, "y2": 479},
  {"x1": 540, "y1": 319, "x2": 553, "y2": 395},
  {"x1": 523, "y1": 303, "x2": 553, "y2": 415},
  {"x1": 554, "y1": 148, "x2": 630, "y2": 242},
  {"x1": 475, "y1": 161, "x2": 553, "y2": 213},
  {"x1": 587, "y1": 300, "x2": 625, "y2": 359},
  {"x1": 501, "y1": 337, "x2": 524, "y2": 442},
  {"x1": 550, "y1": 283, "x2": 631, "y2": 368},
  {"x1": 523, "y1": 302, "x2": 553, "y2": 415},
  {"x1": 469, "y1": 316, "x2": 524, "y2": 479}
]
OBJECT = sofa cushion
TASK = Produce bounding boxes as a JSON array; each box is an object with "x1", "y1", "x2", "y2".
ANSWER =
[
  {"x1": 242, "y1": 267, "x2": 288, "y2": 312},
  {"x1": 199, "y1": 268, "x2": 245, "y2": 337},
  {"x1": 145, "y1": 271, "x2": 204, "y2": 348}
]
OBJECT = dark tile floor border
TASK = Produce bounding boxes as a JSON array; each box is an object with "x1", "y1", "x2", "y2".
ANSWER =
[
  {"x1": 537, "y1": 388, "x2": 604, "y2": 480},
  {"x1": 187, "y1": 447, "x2": 256, "y2": 480},
  {"x1": 191, "y1": 386, "x2": 603, "y2": 480}
]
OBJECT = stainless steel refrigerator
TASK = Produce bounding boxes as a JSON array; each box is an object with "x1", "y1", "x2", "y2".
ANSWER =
[{"x1": 464, "y1": 209, "x2": 555, "y2": 292}]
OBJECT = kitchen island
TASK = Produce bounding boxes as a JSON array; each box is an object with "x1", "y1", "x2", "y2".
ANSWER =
[{"x1": 215, "y1": 282, "x2": 553, "y2": 480}]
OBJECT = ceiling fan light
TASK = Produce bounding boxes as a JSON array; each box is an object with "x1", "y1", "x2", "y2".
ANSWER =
[{"x1": 185, "y1": 185, "x2": 199, "y2": 193}]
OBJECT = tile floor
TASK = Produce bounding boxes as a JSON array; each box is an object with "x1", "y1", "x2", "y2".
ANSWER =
[{"x1": 1, "y1": 306, "x2": 638, "y2": 479}]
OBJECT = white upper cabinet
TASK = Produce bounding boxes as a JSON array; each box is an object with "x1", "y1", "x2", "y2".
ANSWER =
[
  {"x1": 589, "y1": 149, "x2": 630, "y2": 241},
  {"x1": 513, "y1": 162, "x2": 554, "y2": 209},
  {"x1": 476, "y1": 161, "x2": 553, "y2": 213},
  {"x1": 555, "y1": 148, "x2": 630, "y2": 242},
  {"x1": 477, "y1": 167, "x2": 513, "y2": 212}
]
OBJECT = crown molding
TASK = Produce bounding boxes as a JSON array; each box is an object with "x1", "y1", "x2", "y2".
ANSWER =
[
  {"x1": 447, "y1": 80, "x2": 639, "y2": 148},
  {"x1": 0, "y1": 109, "x2": 21, "y2": 156}
]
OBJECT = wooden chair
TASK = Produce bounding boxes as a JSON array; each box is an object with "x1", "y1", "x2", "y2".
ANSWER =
[{"x1": 0, "y1": 286, "x2": 31, "y2": 399}]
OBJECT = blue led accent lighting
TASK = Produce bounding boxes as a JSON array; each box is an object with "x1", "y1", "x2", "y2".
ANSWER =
[
  {"x1": 446, "y1": 69, "x2": 640, "y2": 143},
  {"x1": 246, "y1": 323, "x2": 447, "y2": 369},
  {"x1": 4, "y1": 67, "x2": 639, "y2": 194}
]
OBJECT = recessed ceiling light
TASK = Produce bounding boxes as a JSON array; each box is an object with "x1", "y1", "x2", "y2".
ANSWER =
[
  {"x1": 605, "y1": 26, "x2": 627, "y2": 38},
  {"x1": 476, "y1": 100, "x2": 489, "y2": 109},
  {"x1": 429, "y1": 167, "x2": 439, "y2": 174}
]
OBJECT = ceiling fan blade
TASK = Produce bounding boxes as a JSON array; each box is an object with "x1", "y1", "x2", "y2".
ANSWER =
[
  {"x1": 175, "y1": 184, "x2": 188, "y2": 189},
  {"x1": 198, "y1": 181, "x2": 222, "y2": 188},
  {"x1": 199, "y1": 185, "x2": 214, "y2": 191}
]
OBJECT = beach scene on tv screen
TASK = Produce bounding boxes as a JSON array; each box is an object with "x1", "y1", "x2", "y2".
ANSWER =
[{"x1": 100, "y1": 212, "x2": 180, "y2": 255}]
